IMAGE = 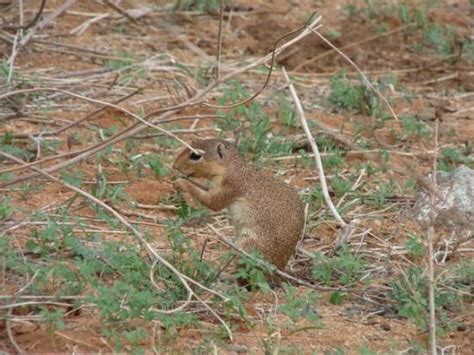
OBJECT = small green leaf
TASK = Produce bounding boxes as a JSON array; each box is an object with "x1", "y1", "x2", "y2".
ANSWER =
[{"x1": 329, "y1": 291, "x2": 346, "y2": 305}]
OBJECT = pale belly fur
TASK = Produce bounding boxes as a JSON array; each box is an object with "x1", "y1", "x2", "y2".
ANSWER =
[{"x1": 227, "y1": 198, "x2": 257, "y2": 242}]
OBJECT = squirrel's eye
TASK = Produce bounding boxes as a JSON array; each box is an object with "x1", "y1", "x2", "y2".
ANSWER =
[{"x1": 189, "y1": 152, "x2": 202, "y2": 161}]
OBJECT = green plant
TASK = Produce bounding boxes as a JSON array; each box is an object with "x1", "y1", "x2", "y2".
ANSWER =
[
  {"x1": 40, "y1": 138, "x2": 62, "y2": 155},
  {"x1": 323, "y1": 28, "x2": 341, "y2": 40},
  {"x1": 17, "y1": 181, "x2": 44, "y2": 201},
  {"x1": 324, "y1": 348, "x2": 345, "y2": 355},
  {"x1": 262, "y1": 340, "x2": 303, "y2": 355},
  {"x1": 331, "y1": 71, "x2": 383, "y2": 116},
  {"x1": 405, "y1": 233, "x2": 425, "y2": 260},
  {"x1": 0, "y1": 132, "x2": 35, "y2": 161},
  {"x1": 345, "y1": 1, "x2": 463, "y2": 58},
  {"x1": 462, "y1": 39, "x2": 474, "y2": 63},
  {"x1": 358, "y1": 345, "x2": 377, "y2": 355},
  {"x1": 320, "y1": 144, "x2": 346, "y2": 172},
  {"x1": 424, "y1": 24, "x2": 455, "y2": 55},
  {"x1": 0, "y1": 197, "x2": 12, "y2": 221},
  {"x1": 276, "y1": 93, "x2": 299, "y2": 129},
  {"x1": 438, "y1": 147, "x2": 471, "y2": 172},
  {"x1": 174, "y1": 0, "x2": 219, "y2": 13},
  {"x1": 40, "y1": 307, "x2": 66, "y2": 331},
  {"x1": 87, "y1": 229, "x2": 216, "y2": 349},
  {"x1": 370, "y1": 178, "x2": 396, "y2": 206},
  {"x1": 89, "y1": 168, "x2": 127, "y2": 202},
  {"x1": 26, "y1": 220, "x2": 64, "y2": 257},
  {"x1": 101, "y1": 326, "x2": 151, "y2": 353},
  {"x1": 329, "y1": 72, "x2": 368, "y2": 112},
  {"x1": 330, "y1": 176, "x2": 352, "y2": 198},
  {"x1": 277, "y1": 283, "x2": 319, "y2": 326},
  {"x1": 234, "y1": 250, "x2": 274, "y2": 292},
  {"x1": 390, "y1": 266, "x2": 429, "y2": 329},
  {"x1": 60, "y1": 170, "x2": 84, "y2": 188},
  {"x1": 106, "y1": 51, "x2": 146, "y2": 86},
  {"x1": 216, "y1": 81, "x2": 296, "y2": 159},
  {"x1": 390, "y1": 264, "x2": 467, "y2": 332},
  {"x1": 312, "y1": 246, "x2": 367, "y2": 287},
  {"x1": 305, "y1": 184, "x2": 324, "y2": 205},
  {"x1": 329, "y1": 291, "x2": 346, "y2": 305},
  {"x1": 147, "y1": 154, "x2": 169, "y2": 178},
  {"x1": 401, "y1": 115, "x2": 432, "y2": 139}
]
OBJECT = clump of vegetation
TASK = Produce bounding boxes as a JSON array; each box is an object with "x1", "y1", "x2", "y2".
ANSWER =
[
  {"x1": 438, "y1": 147, "x2": 472, "y2": 172},
  {"x1": 400, "y1": 115, "x2": 432, "y2": 140},
  {"x1": 216, "y1": 81, "x2": 297, "y2": 159},
  {"x1": 389, "y1": 264, "x2": 469, "y2": 333},
  {"x1": 0, "y1": 197, "x2": 12, "y2": 221},
  {"x1": 329, "y1": 72, "x2": 372, "y2": 113},
  {"x1": 0, "y1": 131, "x2": 34, "y2": 161},
  {"x1": 106, "y1": 51, "x2": 146, "y2": 86},
  {"x1": 345, "y1": 0, "x2": 469, "y2": 58},
  {"x1": 277, "y1": 282, "x2": 320, "y2": 326},
  {"x1": 174, "y1": 0, "x2": 220, "y2": 13},
  {"x1": 312, "y1": 246, "x2": 368, "y2": 287}
]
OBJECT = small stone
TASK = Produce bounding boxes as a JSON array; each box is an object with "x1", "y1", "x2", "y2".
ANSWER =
[
  {"x1": 227, "y1": 345, "x2": 249, "y2": 353},
  {"x1": 381, "y1": 323, "x2": 391, "y2": 331},
  {"x1": 416, "y1": 107, "x2": 437, "y2": 121},
  {"x1": 414, "y1": 165, "x2": 474, "y2": 233}
]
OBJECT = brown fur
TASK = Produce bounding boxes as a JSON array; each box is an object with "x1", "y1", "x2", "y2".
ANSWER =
[{"x1": 172, "y1": 139, "x2": 305, "y2": 270}]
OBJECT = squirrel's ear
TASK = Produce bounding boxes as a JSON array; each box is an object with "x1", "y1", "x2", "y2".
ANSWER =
[{"x1": 217, "y1": 143, "x2": 225, "y2": 159}]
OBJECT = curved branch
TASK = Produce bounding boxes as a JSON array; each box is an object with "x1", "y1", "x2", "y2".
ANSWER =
[{"x1": 1, "y1": 0, "x2": 47, "y2": 31}]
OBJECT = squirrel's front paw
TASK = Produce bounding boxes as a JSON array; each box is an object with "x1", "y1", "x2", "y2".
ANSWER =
[{"x1": 175, "y1": 178, "x2": 190, "y2": 193}]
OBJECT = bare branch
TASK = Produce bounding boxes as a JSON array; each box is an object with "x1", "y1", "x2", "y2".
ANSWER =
[{"x1": 281, "y1": 66, "x2": 346, "y2": 226}]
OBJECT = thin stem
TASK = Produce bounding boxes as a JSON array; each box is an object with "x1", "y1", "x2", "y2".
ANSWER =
[
  {"x1": 427, "y1": 118, "x2": 439, "y2": 354},
  {"x1": 216, "y1": 0, "x2": 224, "y2": 79},
  {"x1": 281, "y1": 66, "x2": 346, "y2": 226}
]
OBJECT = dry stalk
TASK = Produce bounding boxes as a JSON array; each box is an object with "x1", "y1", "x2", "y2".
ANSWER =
[
  {"x1": 427, "y1": 119, "x2": 439, "y2": 354},
  {"x1": 103, "y1": 0, "x2": 139, "y2": 25},
  {"x1": 215, "y1": 0, "x2": 224, "y2": 79},
  {"x1": 1, "y1": 0, "x2": 46, "y2": 31},
  {"x1": 4, "y1": 0, "x2": 25, "y2": 84},
  {"x1": 281, "y1": 66, "x2": 346, "y2": 227},
  {"x1": 19, "y1": 0, "x2": 76, "y2": 47},
  {"x1": 6, "y1": 307, "x2": 25, "y2": 354}
]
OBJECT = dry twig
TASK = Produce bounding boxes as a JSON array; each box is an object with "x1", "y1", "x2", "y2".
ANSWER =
[
  {"x1": 281, "y1": 66, "x2": 346, "y2": 227},
  {"x1": 19, "y1": 0, "x2": 76, "y2": 47},
  {"x1": 215, "y1": 0, "x2": 224, "y2": 79},
  {"x1": 1, "y1": 0, "x2": 46, "y2": 31},
  {"x1": 427, "y1": 119, "x2": 439, "y2": 354}
]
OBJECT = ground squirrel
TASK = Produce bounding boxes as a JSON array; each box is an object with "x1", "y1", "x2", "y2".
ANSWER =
[{"x1": 172, "y1": 138, "x2": 305, "y2": 270}]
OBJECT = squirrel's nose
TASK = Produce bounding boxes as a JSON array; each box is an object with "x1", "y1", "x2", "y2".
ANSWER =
[{"x1": 172, "y1": 160, "x2": 182, "y2": 172}]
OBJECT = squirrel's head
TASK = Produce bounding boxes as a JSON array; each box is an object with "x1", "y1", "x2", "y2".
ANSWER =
[{"x1": 172, "y1": 139, "x2": 240, "y2": 179}]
